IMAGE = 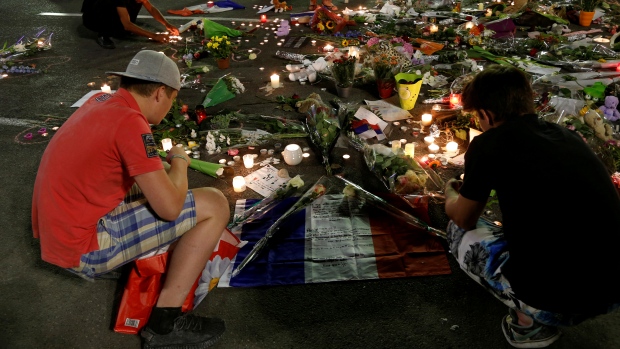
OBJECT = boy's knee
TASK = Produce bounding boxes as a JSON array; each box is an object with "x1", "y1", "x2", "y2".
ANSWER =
[{"x1": 193, "y1": 187, "x2": 230, "y2": 218}]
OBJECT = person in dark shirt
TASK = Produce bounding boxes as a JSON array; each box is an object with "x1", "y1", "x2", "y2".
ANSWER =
[
  {"x1": 81, "y1": 0, "x2": 179, "y2": 49},
  {"x1": 444, "y1": 65, "x2": 620, "y2": 348}
]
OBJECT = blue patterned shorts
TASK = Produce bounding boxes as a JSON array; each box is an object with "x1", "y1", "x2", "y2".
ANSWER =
[
  {"x1": 69, "y1": 186, "x2": 197, "y2": 280},
  {"x1": 447, "y1": 219, "x2": 620, "y2": 327}
]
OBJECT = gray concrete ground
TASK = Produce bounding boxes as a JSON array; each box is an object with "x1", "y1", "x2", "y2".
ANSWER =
[{"x1": 1, "y1": 1, "x2": 619, "y2": 348}]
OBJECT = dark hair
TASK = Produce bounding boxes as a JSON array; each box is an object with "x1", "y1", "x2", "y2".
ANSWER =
[
  {"x1": 119, "y1": 76, "x2": 176, "y2": 98},
  {"x1": 461, "y1": 65, "x2": 535, "y2": 122}
]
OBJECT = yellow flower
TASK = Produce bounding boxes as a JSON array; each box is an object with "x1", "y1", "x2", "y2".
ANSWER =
[
  {"x1": 317, "y1": 22, "x2": 325, "y2": 31},
  {"x1": 222, "y1": 35, "x2": 228, "y2": 40},
  {"x1": 216, "y1": 36, "x2": 222, "y2": 42},
  {"x1": 212, "y1": 42, "x2": 219, "y2": 49},
  {"x1": 325, "y1": 21, "x2": 334, "y2": 30},
  {"x1": 341, "y1": 39, "x2": 349, "y2": 47},
  {"x1": 226, "y1": 41, "x2": 231, "y2": 45},
  {"x1": 207, "y1": 42, "x2": 212, "y2": 48}
]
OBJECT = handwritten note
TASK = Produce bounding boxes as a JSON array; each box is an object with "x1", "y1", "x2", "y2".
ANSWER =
[{"x1": 244, "y1": 164, "x2": 288, "y2": 197}]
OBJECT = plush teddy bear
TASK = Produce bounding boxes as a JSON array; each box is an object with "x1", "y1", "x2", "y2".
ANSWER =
[
  {"x1": 599, "y1": 95, "x2": 620, "y2": 122},
  {"x1": 272, "y1": 0, "x2": 292, "y2": 12},
  {"x1": 584, "y1": 109, "x2": 614, "y2": 141}
]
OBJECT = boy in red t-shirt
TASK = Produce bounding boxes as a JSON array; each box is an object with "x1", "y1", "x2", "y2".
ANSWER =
[{"x1": 32, "y1": 50, "x2": 228, "y2": 349}]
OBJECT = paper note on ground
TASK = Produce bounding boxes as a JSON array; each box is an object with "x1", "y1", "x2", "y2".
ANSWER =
[
  {"x1": 365, "y1": 99, "x2": 411, "y2": 121},
  {"x1": 244, "y1": 164, "x2": 288, "y2": 197}
]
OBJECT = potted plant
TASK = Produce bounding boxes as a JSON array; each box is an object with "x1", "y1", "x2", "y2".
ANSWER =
[
  {"x1": 578, "y1": 0, "x2": 601, "y2": 26},
  {"x1": 372, "y1": 54, "x2": 400, "y2": 99},
  {"x1": 206, "y1": 35, "x2": 233, "y2": 69},
  {"x1": 330, "y1": 54, "x2": 356, "y2": 98}
]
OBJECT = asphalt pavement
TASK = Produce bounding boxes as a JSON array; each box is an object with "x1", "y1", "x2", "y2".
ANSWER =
[{"x1": 1, "y1": 1, "x2": 619, "y2": 348}]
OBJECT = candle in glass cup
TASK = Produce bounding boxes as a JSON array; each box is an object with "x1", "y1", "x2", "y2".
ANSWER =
[
  {"x1": 391, "y1": 140, "x2": 401, "y2": 153},
  {"x1": 424, "y1": 136, "x2": 435, "y2": 145},
  {"x1": 270, "y1": 74, "x2": 280, "y2": 88},
  {"x1": 404, "y1": 143, "x2": 415, "y2": 158},
  {"x1": 428, "y1": 143, "x2": 440, "y2": 153},
  {"x1": 446, "y1": 141, "x2": 458, "y2": 156},
  {"x1": 243, "y1": 154, "x2": 254, "y2": 168},
  {"x1": 233, "y1": 176, "x2": 247, "y2": 192},
  {"x1": 421, "y1": 113, "x2": 433, "y2": 126}
]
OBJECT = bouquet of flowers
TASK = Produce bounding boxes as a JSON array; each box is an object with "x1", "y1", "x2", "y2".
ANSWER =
[
  {"x1": 364, "y1": 37, "x2": 414, "y2": 70},
  {"x1": 232, "y1": 176, "x2": 333, "y2": 277},
  {"x1": 0, "y1": 27, "x2": 54, "y2": 76},
  {"x1": 228, "y1": 175, "x2": 307, "y2": 230},
  {"x1": 310, "y1": 7, "x2": 347, "y2": 35},
  {"x1": 205, "y1": 35, "x2": 233, "y2": 59},
  {"x1": 305, "y1": 104, "x2": 341, "y2": 175},
  {"x1": 330, "y1": 54, "x2": 357, "y2": 88},
  {"x1": 202, "y1": 74, "x2": 245, "y2": 107}
]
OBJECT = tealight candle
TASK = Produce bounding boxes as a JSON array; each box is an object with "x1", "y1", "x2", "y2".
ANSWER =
[
  {"x1": 233, "y1": 176, "x2": 247, "y2": 192},
  {"x1": 450, "y1": 93, "x2": 461, "y2": 108},
  {"x1": 428, "y1": 143, "x2": 440, "y2": 153},
  {"x1": 405, "y1": 143, "x2": 415, "y2": 157},
  {"x1": 101, "y1": 84, "x2": 111, "y2": 94},
  {"x1": 219, "y1": 159, "x2": 226, "y2": 164},
  {"x1": 261, "y1": 15, "x2": 267, "y2": 23},
  {"x1": 270, "y1": 74, "x2": 280, "y2": 88},
  {"x1": 432, "y1": 104, "x2": 442, "y2": 111},
  {"x1": 343, "y1": 154, "x2": 350, "y2": 160},
  {"x1": 303, "y1": 153, "x2": 310, "y2": 158},
  {"x1": 243, "y1": 154, "x2": 254, "y2": 168},
  {"x1": 465, "y1": 21, "x2": 474, "y2": 29},
  {"x1": 446, "y1": 141, "x2": 458, "y2": 155},
  {"x1": 424, "y1": 136, "x2": 435, "y2": 145},
  {"x1": 400, "y1": 138, "x2": 407, "y2": 144},
  {"x1": 311, "y1": 40, "x2": 316, "y2": 46},
  {"x1": 161, "y1": 138, "x2": 173, "y2": 151},
  {"x1": 421, "y1": 113, "x2": 433, "y2": 126},
  {"x1": 323, "y1": 44, "x2": 333, "y2": 52},
  {"x1": 430, "y1": 24, "x2": 438, "y2": 33}
]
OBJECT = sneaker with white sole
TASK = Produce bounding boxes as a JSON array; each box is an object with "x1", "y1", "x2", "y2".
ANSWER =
[
  {"x1": 141, "y1": 314, "x2": 225, "y2": 349},
  {"x1": 501, "y1": 309, "x2": 561, "y2": 348}
]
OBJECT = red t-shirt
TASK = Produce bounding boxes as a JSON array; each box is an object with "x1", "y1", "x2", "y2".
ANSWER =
[{"x1": 32, "y1": 89, "x2": 164, "y2": 268}]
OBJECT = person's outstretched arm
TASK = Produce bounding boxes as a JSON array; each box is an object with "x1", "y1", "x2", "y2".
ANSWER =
[
  {"x1": 140, "y1": 0, "x2": 179, "y2": 35},
  {"x1": 116, "y1": 4, "x2": 170, "y2": 43},
  {"x1": 444, "y1": 178, "x2": 486, "y2": 230}
]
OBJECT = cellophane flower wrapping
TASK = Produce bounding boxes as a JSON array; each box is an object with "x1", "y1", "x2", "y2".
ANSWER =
[
  {"x1": 363, "y1": 144, "x2": 444, "y2": 195},
  {"x1": 304, "y1": 104, "x2": 341, "y2": 175},
  {"x1": 310, "y1": 7, "x2": 347, "y2": 35},
  {"x1": 202, "y1": 75, "x2": 245, "y2": 108}
]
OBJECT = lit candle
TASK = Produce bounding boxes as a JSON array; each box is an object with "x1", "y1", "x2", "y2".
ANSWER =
[
  {"x1": 261, "y1": 15, "x2": 267, "y2": 23},
  {"x1": 233, "y1": 176, "x2": 247, "y2": 192},
  {"x1": 430, "y1": 24, "x2": 438, "y2": 33},
  {"x1": 323, "y1": 44, "x2": 333, "y2": 52},
  {"x1": 485, "y1": 9, "x2": 492, "y2": 17},
  {"x1": 101, "y1": 84, "x2": 111, "y2": 94},
  {"x1": 432, "y1": 104, "x2": 442, "y2": 111},
  {"x1": 161, "y1": 138, "x2": 173, "y2": 151},
  {"x1": 219, "y1": 159, "x2": 226, "y2": 164},
  {"x1": 446, "y1": 141, "x2": 458, "y2": 155},
  {"x1": 303, "y1": 152, "x2": 310, "y2": 158},
  {"x1": 343, "y1": 154, "x2": 350, "y2": 160},
  {"x1": 270, "y1": 74, "x2": 280, "y2": 88},
  {"x1": 405, "y1": 143, "x2": 415, "y2": 157},
  {"x1": 450, "y1": 93, "x2": 461, "y2": 108},
  {"x1": 428, "y1": 144, "x2": 440, "y2": 153},
  {"x1": 207, "y1": 1, "x2": 214, "y2": 7},
  {"x1": 187, "y1": 141, "x2": 197, "y2": 149},
  {"x1": 421, "y1": 113, "x2": 433, "y2": 126},
  {"x1": 348, "y1": 46, "x2": 359, "y2": 59},
  {"x1": 424, "y1": 136, "x2": 435, "y2": 145},
  {"x1": 243, "y1": 154, "x2": 254, "y2": 168},
  {"x1": 400, "y1": 138, "x2": 407, "y2": 144},
  {"x1": 311, "y1": 40, "x2": 316, "y2": 46},
  {"x1": 465, "y1": 21, "x2": 474, "y2": 29}
]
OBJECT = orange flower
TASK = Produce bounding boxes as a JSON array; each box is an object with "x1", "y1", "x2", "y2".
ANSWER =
[{"x1": 428, "y1": 160, "x2": 441, "y2": 169}]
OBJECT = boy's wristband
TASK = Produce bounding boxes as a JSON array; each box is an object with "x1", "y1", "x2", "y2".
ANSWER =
[{"x1": 169, "y1": 154, "x2": 188, "y2": 166}]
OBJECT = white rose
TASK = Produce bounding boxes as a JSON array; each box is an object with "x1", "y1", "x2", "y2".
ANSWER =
[
  {"x1": 288, "y1": 175, "x2": 304, "y2": 188},
  {"x1": 342, "y1": 185, "x2": 356, "y2": 197}
]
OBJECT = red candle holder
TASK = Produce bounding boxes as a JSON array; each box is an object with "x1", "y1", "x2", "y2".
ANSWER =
[{"x1": 260, "y1": 15, "x2": 267, "y2": 23}]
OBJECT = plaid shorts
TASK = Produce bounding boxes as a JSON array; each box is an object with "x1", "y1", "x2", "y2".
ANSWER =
[
  {"x1": 69, "y1": 186, "x2": 197, "y2": 280},
  {"x1": 446, "y1": 219, "x2": 620, "y2": 327}
]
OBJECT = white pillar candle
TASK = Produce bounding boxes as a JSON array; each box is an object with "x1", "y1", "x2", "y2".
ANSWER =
[
  {"x1": 161, "y1": 138, "x2": 173, "y2": 151},
  {"x1": 428, "y1": 143, "x2": 440, "y2": 153},
  {"x1": 243, "y1": 154, "x2": 254, "y2": 168},
  {"x1": 101, "y1": 84, "x2": 111, "y2": 94},
  {"x1": 421, "y1": 113, "x2": 433, "y2": 126},
  {"x1": 424, "y1": 136, "x2": 435, "y2": 145},
  {"x1": 405, "y1": 143, "x2": 415, "y2": 157},
  {"x1": 233, "y1": 176, "x2": 246, "y2": 192},
  {"x1": 446, "y1": 141, "x2": 458, "y2": 153},
  {"x1": 391, "y1": 140, "x2": 401, "y2": 153},
  {"x1": 270, "y1": 74, "x2": 280, "y2": 88}
]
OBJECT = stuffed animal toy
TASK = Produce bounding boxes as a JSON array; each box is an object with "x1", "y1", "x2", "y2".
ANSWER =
[
  {"x1": 599, "y1": 95, "x2": 620, "y2": 122},
  {"x1": 272, "y1": 0, "x2": 292, "y2": 12},
  {"x1": 584, "y1": 109, "x2": 614, "y2": 141}
]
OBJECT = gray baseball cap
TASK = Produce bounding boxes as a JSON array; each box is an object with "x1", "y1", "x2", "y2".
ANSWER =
[{"x1": 108, "y1": 50, "x2": 181, "y2": 91}]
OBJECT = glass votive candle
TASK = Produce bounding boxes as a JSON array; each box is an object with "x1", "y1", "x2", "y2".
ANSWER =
[
  {"x1": 233, "y1": 176, "x2": 247, "y2": 192},
  {"x1": 424, "y1": 136, "x2": 435, "y2": 145},
  {"x1": 446, "y1": 141, "x2": 459, "y2": 156},
  {"x1": 161, "y1": 138, "x2": 173, "y2": 151},
  {"x1": 428, "y1": 143, "x2": 440, "y2": 153},
  {"x1": 342, "y1": 154, "x2": 350, "y2": 160},
  {"x1": 404, "y1": 143, "x2": 415, "y2": 157},
  {"x1": 243, "y1": 154, "x2": 254, "y2": 168},
  {"x1": 421, "y1": 113, "x2": 433, "y2": 126}
]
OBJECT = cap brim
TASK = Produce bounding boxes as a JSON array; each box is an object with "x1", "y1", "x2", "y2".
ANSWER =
[{"x1": 106, "y1": 71, "x2": 163, "y2": 84}]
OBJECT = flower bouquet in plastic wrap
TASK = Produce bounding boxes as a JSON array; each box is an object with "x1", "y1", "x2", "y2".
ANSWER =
[
  {"x1": 363, "y1": 143, "x2": 444, "y2": 195},
  {"x1": 232, "y1": 176, "x2": 337, "y2": 277},
  {"x1": 304, "y1": 103, "x2": 341, "y2": 175},
  {"x1": 227, "y1": 175, "x2": 308, "y2": 230},
  {"x1": 0, "y1": 27, "x2": 54, "y2": 76},
  {"x1": 202, "y1": 74, "x2": 245, "y2": 108},
  {"x1": 310, "y1": 7, "x2": 347, "y2": 35}
]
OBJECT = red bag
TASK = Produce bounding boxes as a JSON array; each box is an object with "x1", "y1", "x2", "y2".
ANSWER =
[{"x1": 113, "y1": 251, "x2": 198, "y2": 334}]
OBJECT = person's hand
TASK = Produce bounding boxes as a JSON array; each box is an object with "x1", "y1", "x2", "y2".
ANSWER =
[
  {"x1": 151, "y1": 33, "x2": 170, "y2": 43},
  {"x1": 166, "y1": 25, "x2": 179, "y2": 36},
  {"x1": 445, "y1": 178, "x2": 462, "y2": 196}
]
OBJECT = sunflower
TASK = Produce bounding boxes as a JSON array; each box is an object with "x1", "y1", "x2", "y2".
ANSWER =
[
  {"x1": 325, "y1": 21, "x2": 335, "y2": 30},
  {"x1": 317, "y1": 22, "x2": 325, "y2": 31},
  {"x1": 341, "y1": 39, "x2": 349, "y2": 47}
]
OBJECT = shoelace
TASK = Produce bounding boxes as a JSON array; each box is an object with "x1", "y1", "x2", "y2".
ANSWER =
[{"x1": 174, "y1": 314, "x2": 205, "y2": 331}]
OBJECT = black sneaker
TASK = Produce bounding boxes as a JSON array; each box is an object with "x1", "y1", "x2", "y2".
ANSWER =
[
  {"x1": 501, "y1": 309, "x2": 561, "y2": 348},
  {"x1": 96, "y1": 35, "x2": 115, "y2": 49},
  {"x1": 141, "y1": 314, "x2": 225, "y2": 349}
]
